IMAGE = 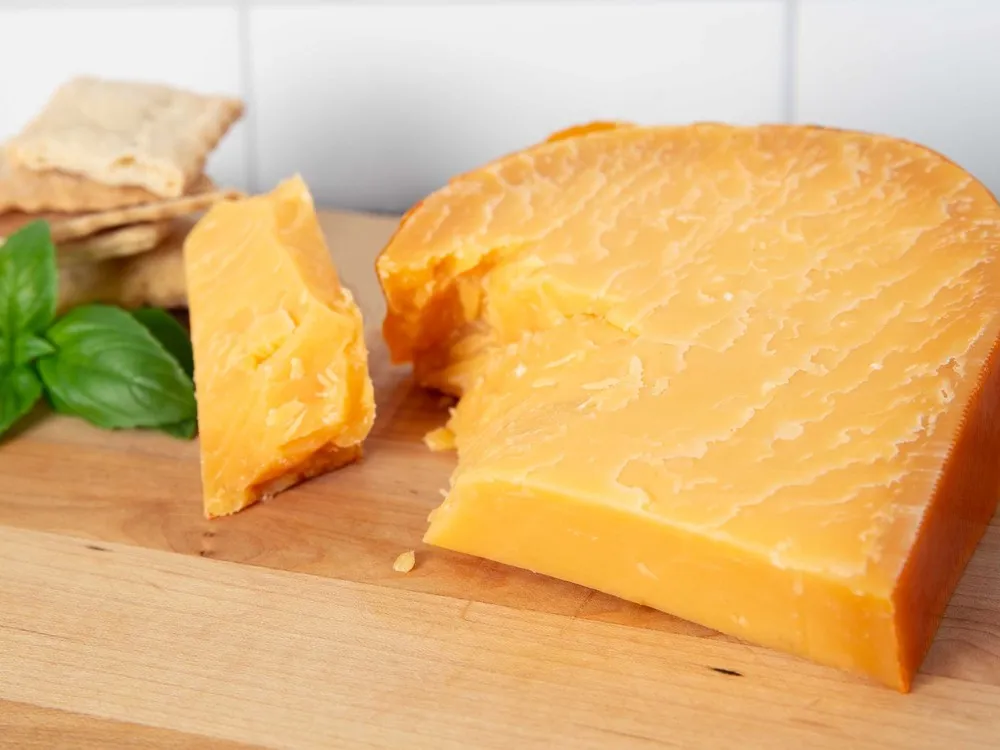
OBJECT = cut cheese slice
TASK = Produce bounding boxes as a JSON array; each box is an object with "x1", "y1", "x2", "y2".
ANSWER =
[
  {"x1": 185, "y1": 176, "x2": 374, "y2": 518},
  {"x1": 377, "y1": 123, "x2": 1000, "y2": 689}
]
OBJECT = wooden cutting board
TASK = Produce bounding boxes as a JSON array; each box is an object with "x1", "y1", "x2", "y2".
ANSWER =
[{"x1": 1, "y1": 210, "x2": 998, "y2": 750}]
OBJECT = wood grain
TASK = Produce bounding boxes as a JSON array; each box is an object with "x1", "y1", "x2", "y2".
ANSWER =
[
  {"x1": 0, "y1": 700, "x2": 258, "y2": 749},
  {"x1": 0, "y1": 210, "x2": 998, "y2": 747},
  {"x1": 3, "y1": 528, "x2": 999, "y2": 750}
]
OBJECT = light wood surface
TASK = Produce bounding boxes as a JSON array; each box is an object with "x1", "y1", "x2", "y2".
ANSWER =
[{"x1": 1, "y1": 210, "x2": 998, "y2": 749}]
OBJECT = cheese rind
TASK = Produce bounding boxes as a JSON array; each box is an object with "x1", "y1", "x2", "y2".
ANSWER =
[
  {"x1": 186, "y1": 176, "x2": 374, "y2": 518},
  {"x1": 378, "y1": 123, "x2": 1000, "y2": 689}
]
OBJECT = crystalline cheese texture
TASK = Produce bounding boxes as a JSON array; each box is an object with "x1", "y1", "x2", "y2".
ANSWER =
[
  {"x1": 186, "y1": 176, "x2": 374, "y2": 518},
  {"x1": 376, "y1": 124, "x2": 1000, "y2": 689}
]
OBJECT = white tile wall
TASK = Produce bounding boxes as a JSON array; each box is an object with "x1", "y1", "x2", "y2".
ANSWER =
[
  {"x1": 249, "y1": 2, "x2": 786, "y2": 212},
  {"x1": 1, "y1": 1, "x2": 1000, "y2": 211}
]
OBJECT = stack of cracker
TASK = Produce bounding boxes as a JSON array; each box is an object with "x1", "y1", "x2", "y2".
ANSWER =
[{"x1": 0, "y1": 77, "x2": 245, "y2": 312}]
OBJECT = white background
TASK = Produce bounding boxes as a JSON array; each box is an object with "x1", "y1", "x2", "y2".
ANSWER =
[{"x1": 1, "y1": 0, "x2": 998, "y2": 213}]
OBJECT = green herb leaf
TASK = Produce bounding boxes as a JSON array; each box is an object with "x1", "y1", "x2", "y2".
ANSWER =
[
  {"x1": 130, "y1": 310, "x2": 198, "y2": 440},
  {"x1": 0, "y1": 364, "x2": 44, "y2": 438},
  {"x1": 158, "y1": 418, "x2": 197, "y2": 440},
  {"x1": 37, "y1": 304, "x2": 196, "y2": 430},
  {"x1": 132, "y1": 308, "x2": 194, "y2": 379},
  {"x1": 12, "y1": 334, "x2": 55, "y2": 365},
  {"x1": 0, "y1": 221, "x2": 57, "y2": 360}
]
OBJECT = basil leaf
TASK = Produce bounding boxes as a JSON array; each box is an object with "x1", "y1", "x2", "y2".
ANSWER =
[
  {"x1": 37, "y1": 304, "x2": 196, "y2": 430},
  {"x1": 132, "y1": 307, "x2": 198, "y2": 440},
  {"x1": 129, "y1": 309, "x2": 197, "y2": 440},
  {"x1": 0, "y1": 364, "x2": 43, "y2": 438},
  {"x1": 158, "y1": 418, "x2": 197, "y2": 440},
  {"x1": 13, "y1": 334, "x2": 55, "y2": 365},
  {"x1": 132, "y1": 308, "x2": 194, "y2": 379},
  {"x1": 0, "y1": 222, "x2": 57, "y2": 359}
]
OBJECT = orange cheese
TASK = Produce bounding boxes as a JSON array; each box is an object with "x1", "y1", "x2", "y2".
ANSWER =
[
  {"x1": 185, "y1": 176, "x2": 374, "y2": 518},
  {"x1": 377, "y1": 124, "x2": 1000, "y2": 689}
]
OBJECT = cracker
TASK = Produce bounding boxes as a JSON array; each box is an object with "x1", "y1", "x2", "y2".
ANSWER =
[
  {"x1": 57, "y1": 221, "x2": 190, "y2": 313},
  {"x1": 50, "y1": 188, "x2": 242, "y2": 242},
  {"x1": 0, "y1": 187, "x2": 242, "y2": 243},
  {"x1": 6, "y1": 77, "x2": 244, "y2": 198},
  {"x1": 0, "y1": 153, "x2": 166, "y2": 213},
  {"x1": 57, "y1": 221, "x2": 172, "y2": 261},
  {"x1": 115, "y1": 228, "x2": 188, "y2": 309}
]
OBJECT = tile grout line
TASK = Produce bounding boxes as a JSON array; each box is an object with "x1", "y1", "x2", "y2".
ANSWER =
[
  {"x1": 237, "y1": 0, "x2": 259, "y2": 193},
  {"x1": 0, "y1": 1, "x2": 229, "y2": 8},
  {"x1": 783, "y1": 0, "x2": 799, "y2": 123},
  {"x1": 0, "y1": 0, "x2": 799, "y2": 9}
]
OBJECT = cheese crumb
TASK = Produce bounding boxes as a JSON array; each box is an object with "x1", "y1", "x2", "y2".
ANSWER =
[
  {"x1": 393, "y1": 550, "x2": 416, "y2": 573},
  {"x1": 424, "y1": 426, "x2": 456, "y2": 451}
]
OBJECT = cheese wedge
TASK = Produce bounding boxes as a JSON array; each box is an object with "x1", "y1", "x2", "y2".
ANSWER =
[
  {"x1": 185, "y1": 176, "x2": 374, "y2": 518},
  {"x1": 377, "y1": 123, "x2": 1000, "y2": 689}
]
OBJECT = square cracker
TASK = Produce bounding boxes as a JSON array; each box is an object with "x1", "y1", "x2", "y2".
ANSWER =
[
  {"x1": 0, "y1": 186, "x2": 243, "y2": 243},
  {"x1": 58, "y1": 219, "x2": 191, "y2": 314},
  {"x1": 0, "y1": 153, "x2": 215, "y2": 213},
  {"x1": 6, "y1": 77, "x2": 244, "y2": 198},
  {"x1": 57, "y1": 221, "x2": 172, "y2": 262}
]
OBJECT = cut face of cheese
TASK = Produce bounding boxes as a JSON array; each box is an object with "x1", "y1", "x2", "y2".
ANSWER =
[
  {"x1": 377, "y1": 123, "x2": 1000, "y2": 689},
  {"x1": 185, "y1": 176, "x2": 374, "y2": 518}
]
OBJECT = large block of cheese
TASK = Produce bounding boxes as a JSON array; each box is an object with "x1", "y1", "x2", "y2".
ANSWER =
[
  {"x1": 185, "y1": 176, "x2": 374, "y2": 518},
  {"x1": 377, "y1": 124, "x2": 1000, "y2": 689}
]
